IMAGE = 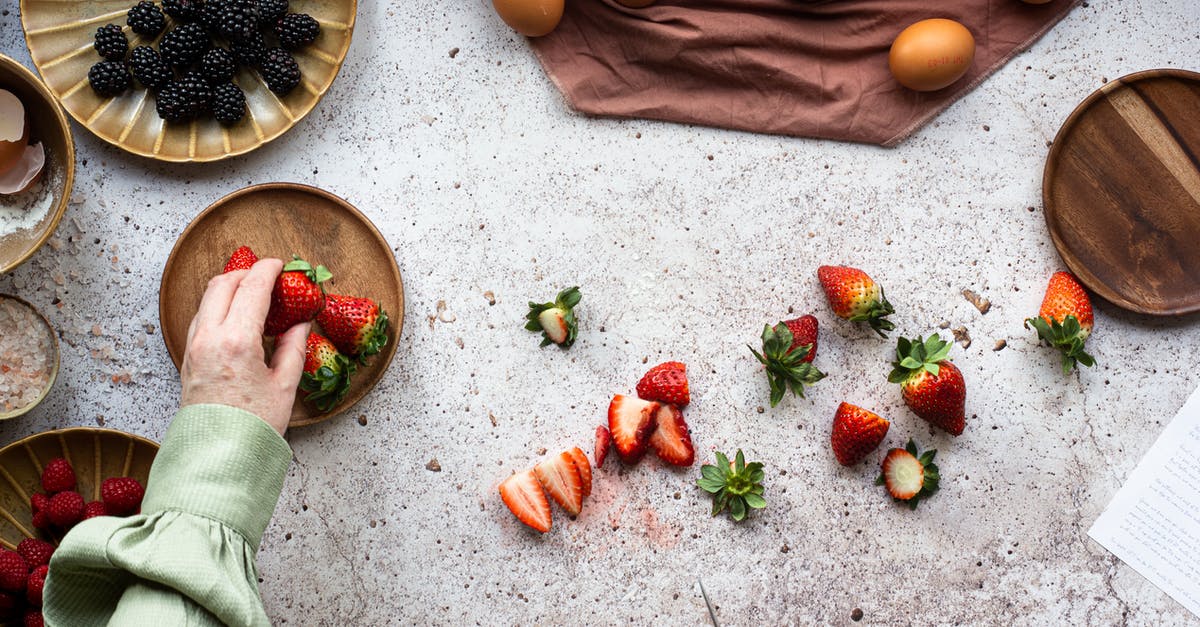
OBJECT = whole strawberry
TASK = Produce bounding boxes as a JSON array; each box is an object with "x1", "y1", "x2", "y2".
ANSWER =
[
  {"x1": 0, "y1": 551, "x2": 27, "y2": 593},
  {"x1": 299, "y1": 333, "x2": 354, "y2": 412},
  {"x1": 888, "y1": 335, "x2": 967, "y2": 435},
  {"x1": 1026, "y1": 271, "x2": 1096, "y2": 373},
  {"x1": 222, "y1": 245, "x2": 258, "y2": 273},
  {"x1": 636, "y1": 361, "x2": 690, "y2": 407},
  {"x1": 749, "y1": 318, "x2": 825, "y2": 407},
  {"x1": 83, "y1": 501, "x2": 109, "y2": 520},
  {"x1": 316, "y1": 294, "x2": 389, "y2": 359},
  {"x1": 817, "y1": 266, "x2": 895, "y2": 337},
  {"x1": 40, "y1": 458, "x2": 75, "y2": 493},
  {"x1": 264, "y1": 256, "x2": 332, "y2": 337},
  {"x1": 16, "y1": 540, "x2": 53, "y2": 569},
  {"x1": 25, "y1": 565, "x2": 47, "y2": 607},
  {"x1": 101, "y1": 477, "x2": 145, "y2": 515},
  {"x1": 830, "y1": 402, "x2": 890, "y2": 466},
  {"x1": 46, "y1": 491, "x2": 85, "y2": 528},
  {"x1": 525, "y1": 287, "x2": 581, "y2": 348}
]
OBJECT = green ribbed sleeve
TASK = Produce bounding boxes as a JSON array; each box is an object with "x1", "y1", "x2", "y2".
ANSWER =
[{"x1": 43, "y1": 404, "x2": 293, "y2": 627}]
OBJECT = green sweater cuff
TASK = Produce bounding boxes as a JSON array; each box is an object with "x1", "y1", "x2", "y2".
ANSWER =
[{"x1": 142, "y1": 404, "x2": 292, "y2": 551}]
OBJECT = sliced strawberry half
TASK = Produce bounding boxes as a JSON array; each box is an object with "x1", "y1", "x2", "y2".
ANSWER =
[
  {"x1": 607, "y1": 395, "x2": 659, "y2": 463},
  {"x1": 566, "y1": 447, "x2": 592, "y2": 499},
  {"x1": 499, "y1": 469, "x2": 552, "y2": 533},
  {"x1": 594, "y1": 426, "x2": 612, "y2": 468},
  {"x1": 534, "y1": 451, "x2": 584, "y2": 516},
  {"x1": 877, "y1": 440, "x2": 940, "y2": 509},
  {"x1": 647, "y1": 404, "x2": 695, "y2": 466}
]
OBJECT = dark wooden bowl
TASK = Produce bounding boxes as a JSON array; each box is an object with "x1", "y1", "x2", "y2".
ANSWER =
[
  {"x1": 158, "y1": 183, "x2": 404, "y2": 427},
  {"x1": 1043, "y1": 68, "x2": 1200, "y2": 316}
]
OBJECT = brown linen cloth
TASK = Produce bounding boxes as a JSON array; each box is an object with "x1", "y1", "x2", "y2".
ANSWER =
[{"x1": 529, "y1": 0, "x2": 1080, "y2": 146}]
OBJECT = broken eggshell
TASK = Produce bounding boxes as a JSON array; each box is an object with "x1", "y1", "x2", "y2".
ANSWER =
[
  {"x1": 0, "y1": 143, "x2": 45, "y2": 196},
  {"x1": 0, "y1": 89, "x2": 29, "y2": 175}
]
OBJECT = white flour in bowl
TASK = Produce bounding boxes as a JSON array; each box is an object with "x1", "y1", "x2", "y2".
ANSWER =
[{"x1": 0, "y1": 152, "x2": 56, "y2": 239}]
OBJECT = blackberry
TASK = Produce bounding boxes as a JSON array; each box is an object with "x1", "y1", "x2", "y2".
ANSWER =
[
  {"x1": 230, "y1": 31, "x2": 266, "y2": 67},
  {"x1": 128, "y1": 46, "x2": 173, "y2": 91},
  {"x1": 126, "y1": 1, "x2": 166, "y2": 37},
  {"x1": 200, "y1": 48, "x2": 237, "y2": 84},
  {"x1": 93, "y1": 24, "x2": 129, "y2": 60},
  {"x1": 160, "y1": 23, "x2": 210, "y2": 69},
  {"x1": 211, "y1": 82, "x2": 246, "y2": 124},
  {"x1": 257, "y1": 0, "x2": 288, "y2": 24},
  {"x1": 178, "y1": 70, "x2": 214, "y2": 107},
  {"x1": 155, "y1": 71, "x2": 212, "y2": 122},
  {"x1": 163, "y1": 0, "x2": 203, "y2": 22},
  {"x1": 275, "y1": 13, "x2": 319, "y2": 51},
  {"x1": 258, "y1": 47, "x2": 300, "y2": 95},
  {"x1": 88, "y1": 61, "x2": 132, "y2": 97},
  {"x1": 201, "y1": 0, "x2": 259, "y2": 43}
]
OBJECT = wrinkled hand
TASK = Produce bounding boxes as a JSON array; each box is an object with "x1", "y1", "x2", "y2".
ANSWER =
[{"x1": 180, "y1": 259, "x2": 308, "y2": 436}]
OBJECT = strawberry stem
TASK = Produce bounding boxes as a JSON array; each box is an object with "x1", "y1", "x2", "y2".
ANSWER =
[
  {"x1": 748, "y1": 323, "x2": 826, "y2": 407},
  {"x1": 1025, "y1": 315, "x2": 1095, "y2": 374}
]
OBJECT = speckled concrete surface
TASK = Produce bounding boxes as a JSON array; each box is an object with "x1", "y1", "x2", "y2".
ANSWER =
[{"x1": 3, "y1": 1, "x2": 1200, "y2": 624}]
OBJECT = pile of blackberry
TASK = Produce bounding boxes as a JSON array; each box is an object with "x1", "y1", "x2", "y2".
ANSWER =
[{"x1": 85, "y1": 0, "x2": 321, "y2": 126}]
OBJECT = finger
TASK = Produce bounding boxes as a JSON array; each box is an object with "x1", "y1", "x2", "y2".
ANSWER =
[
  {"x1": 270, "y1": 321, "x2": 311, "y2": 387},
  {"x1": 225, "y1": 258, "x2": 284, "y2": 334},
  {"x1": 185, "y1": 314, "x2": 198, "y2": 346},
  {"x1": 194, "y1": 271, "x2": 244, "y2": 331}
]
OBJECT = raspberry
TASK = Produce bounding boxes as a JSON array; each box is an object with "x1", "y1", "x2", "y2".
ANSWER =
[
  {"x1": 15, "y1": 540, "x2": 53, "y2": 570},
  {"x1": 0, "y1": 552, "x2": 28, "y2": 594},
  {"x1": 46, "y1": 491, "x2": 84, "y2": 528},
  {"x1": 25, "y1": 565, "x2": 46, "y2": 607},
  {"x1": 101, "y1": 477, "x2": 145, "y2": 515},
  {"x1": 83, "y1": 500, "x2": 109, "y2": 520},
  {"x1": 0, "y1": 591, "x2": 19, "y2": 619},
  {"x1": 40, "y1": 458, "x2": 75, "y2": 494},
  {"x1": 30, "y1": 511, "x2": 50, "y2": 531},
  {"x1": 23, "y1": 610, "x2": 43, "y2": 627},
  {"x1": 30, "y1": 493, "x2": 48, "y2": 514}
]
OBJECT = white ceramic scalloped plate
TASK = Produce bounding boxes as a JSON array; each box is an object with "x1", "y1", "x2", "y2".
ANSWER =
[{"x1": 19, "y1": 0, "x2": 356, "y2": 162}]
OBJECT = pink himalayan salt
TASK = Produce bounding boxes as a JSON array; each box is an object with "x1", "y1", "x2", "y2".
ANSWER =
[{"x1": 0, "y1": 297, "x2": 54, "y2": 413}]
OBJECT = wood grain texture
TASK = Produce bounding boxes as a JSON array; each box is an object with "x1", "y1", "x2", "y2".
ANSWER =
[
  {"x1": 158, "y1": 183, "x2": 404, "y2": 427},
  {"x1": 0, "y1": 428, "x2": 158, "y2": 550},
  {"x1": 1043, "y1": 69, "x2": 1200, "y2": 316}
]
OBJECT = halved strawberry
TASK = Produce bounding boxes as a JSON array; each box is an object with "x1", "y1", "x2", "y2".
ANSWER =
[
  {"x1": 636, "y1": 361, "x2": 690, "y2": 406},
  {"x1": 877, "y1": 440, "x2": 940, "y2": 509},
  {"x1": 607, "y1": 395, "x2": 659, "y2": 463},
  {"x1": 534, "y1": 452, "x2": 584, "y2": 516},
  {"x1": 594, "y1": 426, "x2": 611, "y2": 468},
  {"x1": 647, "y1": 404, "x2": 695, "y2": 466},
  {"x1": 499, "y1": 469, "x2": 552, "y2": 533},
  {"x1": 566, "y1": 447, "x2": 592, "y2": 499}
]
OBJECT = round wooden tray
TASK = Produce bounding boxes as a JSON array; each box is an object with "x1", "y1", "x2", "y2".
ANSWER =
[
  {"x1": 0, "y1": 53, "x2": 74, "y2": 274},
  {"x1": 19, "y1": 0, "x2": 356, "y2": 162},
  {"x1": 158, "y1": 183, "x2": 404, "y2": 427},
  {"x1": 0, "y1": 428, "x2": 158, "y2": 549},
  {"x1": 1043, "y1": 69, "x2": 1200, "y2": 316}
]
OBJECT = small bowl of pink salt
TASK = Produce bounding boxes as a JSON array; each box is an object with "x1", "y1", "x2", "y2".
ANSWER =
[{"x1": 0, "y1": 295, "x2": 58, "y2": 420}]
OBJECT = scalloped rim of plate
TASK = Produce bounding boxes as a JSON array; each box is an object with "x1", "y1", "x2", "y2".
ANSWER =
[
  {"x1": 0, "y1": 52, "x2": 75, "y2": 274},
  {"x1": 18, "y1": 0, "x2": 358, "y2": 163}
]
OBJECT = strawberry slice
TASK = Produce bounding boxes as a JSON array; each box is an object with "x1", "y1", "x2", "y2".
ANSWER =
[
  {"x1": 566, "y1": 447, "x2": 592, "y2": 499},
  {"x1": 877, "y1": 440, "x2": 940, "y2": 509},
  {"x1": 499, "y1": 469, "x2": 552, "y2": 533},
  {"x1": 647, "y1": 404, "x2": 695, "y2": 466},
  {"x1": 534, "y1": 451, "x2": 584, "y2": 516},
  {"x1": 636, "y1": 361, "x2": 690, "y2": 406},
  {"x1": 607, "y1": 395, "x2": 659, "y2": 463},
  {"x1": 594, "y1": 426, "x2": 611, "y2": 468}
]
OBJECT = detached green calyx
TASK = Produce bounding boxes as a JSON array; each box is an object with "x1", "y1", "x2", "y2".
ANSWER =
[
  {"x1": 748, "y1": 323, "x2": 825, "y2": 407},
  {"x1": 524, "y1": 286, "x2": 581, "y2": 348},
  {"x1": 887, "y1": 334, "x2": 952, "y2": 383},
  {"x1": 1025, "y1": 315, "x2": 1095, "y2": 374},
  {"x1": 697, "y1": 450, "x2": 766, "y2": 522}
]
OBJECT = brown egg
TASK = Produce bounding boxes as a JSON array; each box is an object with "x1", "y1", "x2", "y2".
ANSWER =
[
  {"x1": 492, "y1": 0, "x2": 564, "y2": 37},
  {"x1": 888, "y1": 19, "x2": 976, "y2": 92}
]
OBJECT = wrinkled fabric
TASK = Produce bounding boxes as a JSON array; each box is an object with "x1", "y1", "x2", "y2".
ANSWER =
[
  {"x1": 43, "y1": 404, "x2": 293, "y2": 627},
  {"x1": 530, "y1": 0, "x2": 1079, "y2": 146}
]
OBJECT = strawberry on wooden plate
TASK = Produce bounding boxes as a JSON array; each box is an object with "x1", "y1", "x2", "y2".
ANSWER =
[
  {"x1": 499, "y1": 469, "x2": 552, "y2": 533},
  {"x1": 647, "y1": 404, "x2": 694, "y2": 466},
  {"x1": 607, "y1": 395, "x2": 659, "y2": 463}
]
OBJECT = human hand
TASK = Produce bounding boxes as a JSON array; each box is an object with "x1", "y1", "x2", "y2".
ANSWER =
[{"x1": 180, "y1": 259, "x2": 308, "y2": 436}]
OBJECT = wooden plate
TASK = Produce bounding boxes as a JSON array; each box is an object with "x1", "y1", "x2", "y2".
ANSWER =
[
  {"x1": 0, "y1": 53, "x2": 74, "y2": 274},
  {"x1": 1043, "y1": 69, "x2": 1200, "y2": 316},
  {"x1": 158, "y1": 183, "x2": 404, "y2": 427},
  {"x1": 19, "y1": 0, "x2": 356, "y2": 162},
  {"x1": 0, "y1": 428, "x2": 158, "y2": 549}
]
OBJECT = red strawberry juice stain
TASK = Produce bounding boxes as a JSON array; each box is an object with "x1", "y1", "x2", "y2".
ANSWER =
[{"x1": 639, "y1": 508, "x2": 680, "y2": 550}]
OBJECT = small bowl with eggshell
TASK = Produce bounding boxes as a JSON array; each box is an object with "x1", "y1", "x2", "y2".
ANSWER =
[{"x1": 0, "y1": 52, "x2": 74, "y2": 274}]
